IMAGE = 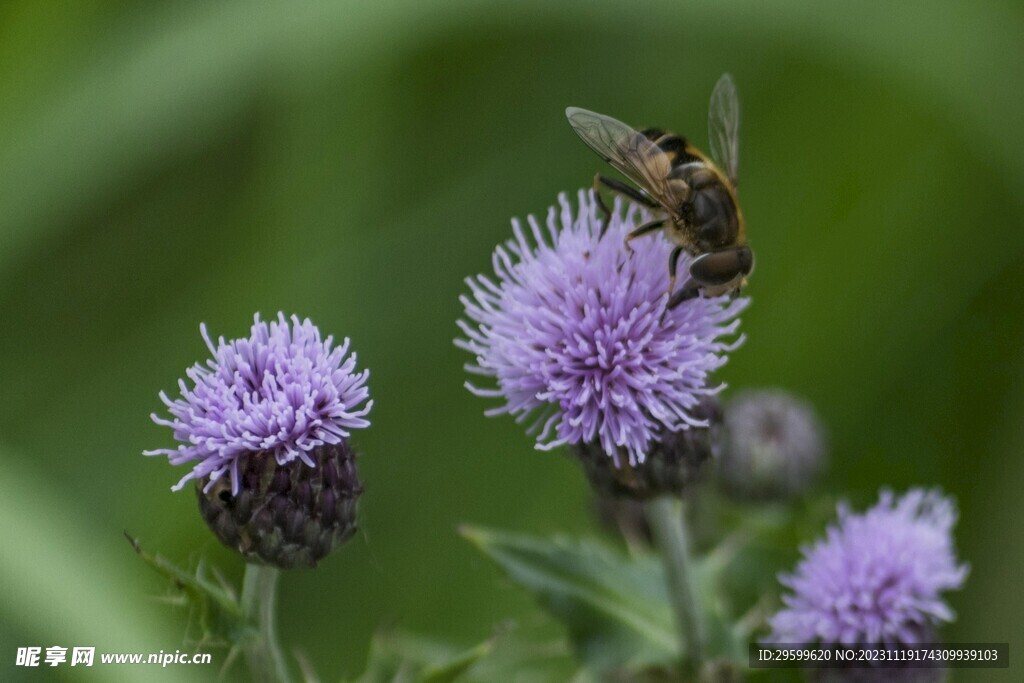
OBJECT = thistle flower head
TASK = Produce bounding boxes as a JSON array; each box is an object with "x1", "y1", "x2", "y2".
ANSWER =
[
  {"x1": 457, "y1": 191, "x2": 747, "y2": 466},
  {"x1": 769, "y1": 489, "x2": 968, "y2": 645},
  {"x1": 146, "y1": 313, "x2": 372, "y2": 495}
]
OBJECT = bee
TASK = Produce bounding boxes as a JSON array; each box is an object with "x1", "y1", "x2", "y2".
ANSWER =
[{"x1": 566, "y1": 73, "x2": 752, "y2": 308}]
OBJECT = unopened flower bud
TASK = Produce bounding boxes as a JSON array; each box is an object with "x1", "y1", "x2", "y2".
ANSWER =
[
  {"x1": 718, "y1": 389, "x2": 825, "y2": 500},
  {"x1": 197, "y1": 443, "x2": 362, "y2": 568}
]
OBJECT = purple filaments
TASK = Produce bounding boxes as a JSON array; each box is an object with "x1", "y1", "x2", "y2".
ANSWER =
[
  {"x1": 146, "y1": 313, "x2": 372, "y2": 494},
  {"x1": 457, "y1": 190, "x2": 747, "y2": 466},
  {"x1": 769, "y1": 489, "x2": 969, "y2": 644}
]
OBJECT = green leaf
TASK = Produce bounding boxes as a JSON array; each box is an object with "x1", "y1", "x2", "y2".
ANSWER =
[
  {"x1": 0, "y1": 455, "x2": 195, "y2": 683},
  {"x1": 691, "y1": 492, "x2": 837, "y2": 632},
  {"x1": 456, "y1": 619, "x2": 586, "y2": 682},
  {"x1": 352, "y1": 630, "x2": 493, "y2": 683},
  {"x1": 419, "y1": 639, "x2": 492, "y2": 683},
  {"x1": 124, "y1": 533, "x2": 254, "y2": 654},
  {"x1": 460, "y1": 525, "x2": 678, "y2": 673}
]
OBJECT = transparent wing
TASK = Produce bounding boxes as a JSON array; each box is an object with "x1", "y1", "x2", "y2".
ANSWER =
[
  {"x1": 565, "y1": 106, "x2": 685, "y2": 212},
  {"x1": 707, "y1": 73, "x2": 740, "y2": 185}
]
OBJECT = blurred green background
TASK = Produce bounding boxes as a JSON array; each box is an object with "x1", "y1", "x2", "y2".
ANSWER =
[{"x1": 1, "y1": 0, "x2": 1022, "y2": 680}]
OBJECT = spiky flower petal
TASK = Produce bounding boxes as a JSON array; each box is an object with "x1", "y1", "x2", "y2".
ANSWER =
[
  {"x1": 146, "y1": 313, "x2": 372, "y2": 494},
  {"x1": 457, "y1": 191, "x2": 747, "y2": 466}
]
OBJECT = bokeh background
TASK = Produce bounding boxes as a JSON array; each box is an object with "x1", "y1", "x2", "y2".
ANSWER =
[{"x1": 1, "y1": 1, "x2": 1022, "y2": 681}]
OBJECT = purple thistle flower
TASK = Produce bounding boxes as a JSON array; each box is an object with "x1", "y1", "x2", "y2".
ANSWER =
[
  {"x1": 145, "y1": 313, "x2": 372, "y2": 495},
  {"x1": 456, "y1": 190, "x2": 747, "y2": 466},
  {"x1": 769, "y1": 488, "x2": 969, "y2": 645}
]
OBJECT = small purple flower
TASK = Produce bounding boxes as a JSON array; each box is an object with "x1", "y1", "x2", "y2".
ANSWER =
[
  {"x1": 769, "y1": 489, "x2": 969, "y2": 645},
  {"x1": 145, "y1": 313, "x2": 372, "y2": 494},
  {"x1": 456, "y1": 191, "x2": 747, "y2": 466}
]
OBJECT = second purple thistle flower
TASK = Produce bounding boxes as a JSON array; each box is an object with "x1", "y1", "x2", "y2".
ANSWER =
[
  {"x1": 768, "y1": 489, "x2": 968, "y2": 645},
  {"x1": 457, "y1": 190, "x2": 748, "y2": 467}
]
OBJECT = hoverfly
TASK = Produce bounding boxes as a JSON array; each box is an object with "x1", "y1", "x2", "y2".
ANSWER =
[{"x1": 565, "y1": 74, "x2": 752, "y2": 308}]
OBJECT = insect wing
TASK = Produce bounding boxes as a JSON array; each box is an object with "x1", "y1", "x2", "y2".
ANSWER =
[
  {"x1": 565, "y1": 107, "x2": 684, "y2": 212},
  {"x1": 707, "y1": 73, "x2": 740, "y2": 185}
]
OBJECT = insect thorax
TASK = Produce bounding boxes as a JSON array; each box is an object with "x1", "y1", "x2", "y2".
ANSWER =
[{"x1": 675, "y1": 164, "x2": 740, "y2": 250}]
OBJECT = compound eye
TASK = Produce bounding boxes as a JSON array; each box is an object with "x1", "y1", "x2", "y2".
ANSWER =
[
  {"x1": 689, "y1": 247, "x2": 752, "y2": 286},
  {"x1": 738, "y1": 246, "x2": 754, "y2": 276}
]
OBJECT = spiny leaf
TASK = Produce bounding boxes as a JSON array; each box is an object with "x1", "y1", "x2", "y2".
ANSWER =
[
  {"x1": 419, "y1": 638, "x2": 493, "y2": 683},
  {"x1": 460, "y1": 525, "x2": 678, "y2": 673},
  {"x1": 125, "y1": 532, "x2": 254, "y2": 651},
  {"x1": 352, "y1": 630, "x2": 493, "y2": 683},
  {"x1": 457, "y1": 619, "x2": 584, "y2": 682}
]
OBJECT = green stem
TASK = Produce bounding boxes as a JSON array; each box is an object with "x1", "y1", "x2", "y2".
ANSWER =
[
  {"x1": 645, "y1": 495, "x2": 703, "y2": 673},
  {"x1": 241, "y1": 564, "x2": 292, "y2": 683}
]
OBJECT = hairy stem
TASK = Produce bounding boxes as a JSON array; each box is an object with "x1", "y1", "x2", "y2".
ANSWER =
[
  {"x1": 241, "y1": 564, "x2": 292, "y2": 683},
  {"x1": 645, "y1": 495, "x2": 703, "y2": 673}
]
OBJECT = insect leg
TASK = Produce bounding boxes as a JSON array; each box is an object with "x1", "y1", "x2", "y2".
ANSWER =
[
  {"x1": 666, "y1": 245, "x2": 684, "y2": 300},
  {"x1": 597, "y1": 175, "x2": 660, "y2": 209},
  {"x1": 624, "y1": 219, "x2": 666, "y2": 254},
  {"x1": 593, "y1": 174, "x2": 613, "y2": 236},
  {"x1": 666, "y1": 279, "x2": 703, "y2": 310},
  {"x1": 659, "y1": 246, "x2": 686, "y2": 323},
  {"x1": 594, "y1": 174, "x2": 660, "y2": 237}
]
